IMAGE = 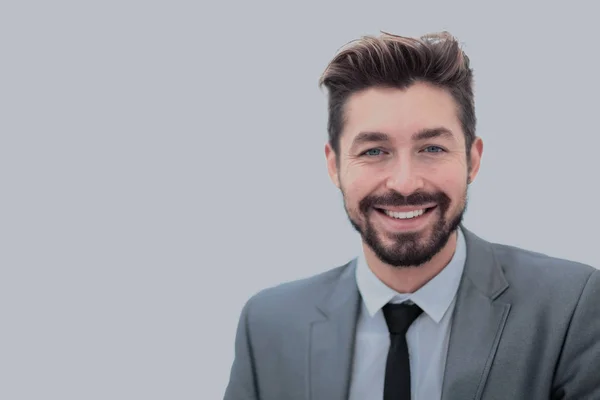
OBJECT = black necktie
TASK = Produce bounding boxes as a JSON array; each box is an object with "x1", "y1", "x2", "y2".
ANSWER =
[{"x1": 382, "y1": 302, "x2": 423, "y2": 400}]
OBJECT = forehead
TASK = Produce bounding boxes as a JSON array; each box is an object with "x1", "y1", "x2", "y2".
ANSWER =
[{"x1": 341, "y1": 83, "x2": 464, "y2": 146}]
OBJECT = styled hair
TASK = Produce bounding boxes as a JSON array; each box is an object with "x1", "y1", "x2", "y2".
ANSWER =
[{"x1": 319, "y1": 31, "x2": 476, "y2": 160}]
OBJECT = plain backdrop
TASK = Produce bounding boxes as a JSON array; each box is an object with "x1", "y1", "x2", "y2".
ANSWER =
[{"x1": 2, "y1": 0, "x2": 599, "y2": 399}]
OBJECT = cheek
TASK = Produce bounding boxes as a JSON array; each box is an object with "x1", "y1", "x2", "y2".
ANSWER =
[
  {"x1": 428, "y1": 170, "x2": 468, "y2": 199},
  {"x1": 427, "y1": 161, "x2": 468, "y2": 185},
  {"x1": 343, "y1": 161, "x2": 388, "y2": 186},
  {"x1": 341, "y1": 169, "x2": 377, "y2": 204},
  {"x1": 444, "y1": 179, "x2": 468, "y2": 205}
]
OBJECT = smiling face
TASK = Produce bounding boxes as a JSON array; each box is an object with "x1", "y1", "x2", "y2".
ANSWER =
[{"x1": 326, "y1": 82, "x2": 483, "y2": 267}]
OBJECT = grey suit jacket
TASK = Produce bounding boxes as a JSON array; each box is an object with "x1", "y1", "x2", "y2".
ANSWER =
[{"x1": 223, "y1": 227, "x2": 600, "y2": 399}]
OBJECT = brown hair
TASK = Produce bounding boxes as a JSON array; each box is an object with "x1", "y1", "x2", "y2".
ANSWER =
[{"x1": 319, "y1": 31, "x2": 476, "y2": 162}]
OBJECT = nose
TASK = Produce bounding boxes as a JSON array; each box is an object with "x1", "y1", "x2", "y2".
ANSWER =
[{"x1": 385, "y1": 156, "x2": 425, "y2": 195}]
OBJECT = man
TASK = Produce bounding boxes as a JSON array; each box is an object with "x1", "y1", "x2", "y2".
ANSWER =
[{"x1": 223, "y1": 31, "x2": 600, "y2": 400}]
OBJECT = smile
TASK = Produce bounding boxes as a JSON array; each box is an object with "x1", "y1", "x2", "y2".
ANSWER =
[
  {"x1": 375, "y1": 206, "x2": 437, "y2": 220},
  {"x1": 384, "y1": 209, "x2": 425, "y2": 219}
]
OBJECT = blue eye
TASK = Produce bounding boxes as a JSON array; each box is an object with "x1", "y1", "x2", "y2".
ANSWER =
[
  {"x1": 363, "y1": 148, "x2": 383, "y2": 156},
  {"x1": 423, "y1": 146, "x2": 444, "y2": 153}
]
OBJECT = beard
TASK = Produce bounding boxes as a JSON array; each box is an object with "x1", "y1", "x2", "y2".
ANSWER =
[{"x1": 344, "y1": 188, "x2": 467, "y2": 267}]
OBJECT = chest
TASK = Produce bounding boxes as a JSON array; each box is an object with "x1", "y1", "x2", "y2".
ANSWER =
[{"x1": 348, "y1": 310, "x2": 451, "y2": 400}]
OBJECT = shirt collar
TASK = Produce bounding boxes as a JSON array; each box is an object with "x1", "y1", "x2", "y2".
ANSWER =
[{"x1": 355, "y1": 227, "x2": 467, "y2": 323}]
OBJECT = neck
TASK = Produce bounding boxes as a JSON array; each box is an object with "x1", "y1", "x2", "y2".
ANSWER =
[{"x1": 363, "y1": 230, "x2": 458, "y2": 294}]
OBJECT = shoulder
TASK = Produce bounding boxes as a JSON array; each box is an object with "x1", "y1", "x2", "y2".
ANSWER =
[
  {"x1": 491, "y1": 241, "x2": 595, "y2": 280},
  {"x1": 242, "y1": 259, "x2": 355, "y2": 319},
  {"x1": 488, "y1": 239, "x2": 598, "y2": 300},
  {"x1": 462, "y1": 226, "x2": 597, "y2": 300}
]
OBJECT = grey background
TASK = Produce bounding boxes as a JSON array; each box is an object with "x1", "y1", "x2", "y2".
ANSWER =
[{"x1": 2, "y1": 1, "x2": 599, "y2": 399}]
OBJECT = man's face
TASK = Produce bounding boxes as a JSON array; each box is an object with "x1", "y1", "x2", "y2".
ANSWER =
[{"x1": 325, "y1": 83, "x2": 483, "y2": 267}]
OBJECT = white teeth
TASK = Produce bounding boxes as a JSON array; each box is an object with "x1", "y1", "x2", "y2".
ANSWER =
[{"x1": 383, "y1": 209, "x2": 426, "y2": 219}]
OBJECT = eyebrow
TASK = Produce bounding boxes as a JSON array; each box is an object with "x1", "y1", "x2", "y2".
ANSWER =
[
  {"x1": 412, "y1": 127, "x2": 455, "y2": 141},
  {"x1": 350, "y1": 131, "x2": 391, "y2": 148},
  {"x1": 350, "y1": 127, "x2": 455, "y2": 149}
]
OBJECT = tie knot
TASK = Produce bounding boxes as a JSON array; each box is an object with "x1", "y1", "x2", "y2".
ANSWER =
[{"x1": 382, "y1": 303, "x2": 423, "y2": 335}]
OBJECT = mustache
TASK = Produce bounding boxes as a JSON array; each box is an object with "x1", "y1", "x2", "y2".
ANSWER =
[{"x1": 359, "y1": 190, "x2": 450, "y2": 213}]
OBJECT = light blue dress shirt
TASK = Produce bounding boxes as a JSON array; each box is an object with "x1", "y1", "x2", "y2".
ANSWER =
[{"x1": 349, "y1": 227, "x2": 467, "y2": 400}]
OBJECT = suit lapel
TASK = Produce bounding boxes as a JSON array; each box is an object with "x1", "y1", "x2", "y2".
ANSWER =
[
  {"x1": 309, "y1": 260, "x2": 361, "y2": 400},
  {"x1": 441, "y1": 227, "x2": 511, "y2": 400}
]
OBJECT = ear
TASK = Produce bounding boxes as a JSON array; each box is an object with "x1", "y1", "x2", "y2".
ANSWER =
[
  {"x1": 467, "y1": 136, "x2": 484, "y2": 184},
  {"x1": 325, "y1": 142, "x2": 340, "y2": 188}
]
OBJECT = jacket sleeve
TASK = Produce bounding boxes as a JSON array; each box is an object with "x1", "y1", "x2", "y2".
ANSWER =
[
  {"x1": 223, "y1": 298, "x2": 260, "y2": 400},
  {"x1": 552, "y1": 269, "x2": 600, "y2": 399}
]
